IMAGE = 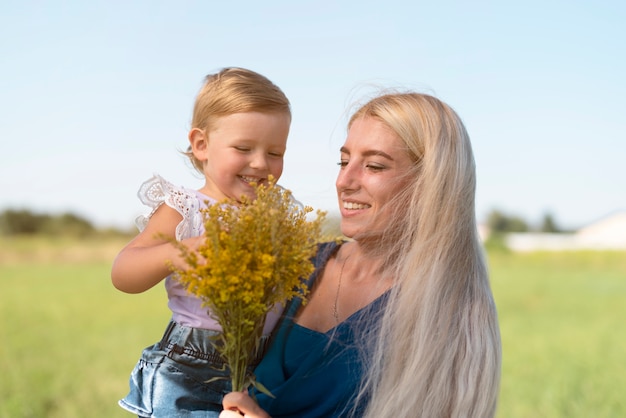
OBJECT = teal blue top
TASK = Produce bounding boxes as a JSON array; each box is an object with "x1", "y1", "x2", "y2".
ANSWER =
[{"x1": 253, "y1": 242, "x2": 389, "y2": 417}]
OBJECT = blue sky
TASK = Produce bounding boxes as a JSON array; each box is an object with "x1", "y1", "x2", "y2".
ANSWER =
[{"x1": 1, "y1": 0, "x2": 624, "y2": 230}]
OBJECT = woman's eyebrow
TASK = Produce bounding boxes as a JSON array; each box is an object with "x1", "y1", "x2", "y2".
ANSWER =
[
  {"x1": 339, "y1": 146, "x2": 393, "y2": 160},
  {"x1": 364, "y1": 150, "x2": 393, "y2": 160}
]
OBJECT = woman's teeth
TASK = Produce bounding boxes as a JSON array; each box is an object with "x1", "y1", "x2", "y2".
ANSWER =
[{"x1": 343, "y1": 201, "x2": 370, "y2": 210}]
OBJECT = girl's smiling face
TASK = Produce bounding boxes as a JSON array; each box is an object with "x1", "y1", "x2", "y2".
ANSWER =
[
  {"x1": 190, "y1": 111, "x2": 290, "y2": 202},
  {"x1": 336, "y1": 116, "x2": 414, "y2": 239}
]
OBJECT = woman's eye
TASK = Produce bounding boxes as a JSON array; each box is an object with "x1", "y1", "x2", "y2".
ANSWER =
[
  {"x1": 337, "y1": 160, "x2": 348, "y2": 167},
  {"x1": 366, "y1": 164, "x2": 385, "y2": 171}
]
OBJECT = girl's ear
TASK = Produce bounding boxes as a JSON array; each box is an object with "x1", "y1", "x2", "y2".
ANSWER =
[{"x1": 188, "y1": 128, "x2": 208, "y2": 161}]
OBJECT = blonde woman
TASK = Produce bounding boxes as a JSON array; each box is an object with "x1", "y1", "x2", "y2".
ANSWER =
[{"x1": 221, "y1": 92, "x2": 501, "y2": 418}]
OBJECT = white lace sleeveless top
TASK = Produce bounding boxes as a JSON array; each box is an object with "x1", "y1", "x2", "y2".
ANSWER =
[{"x1": 136, "y1": 174, "x2": 282, "y2": 333}]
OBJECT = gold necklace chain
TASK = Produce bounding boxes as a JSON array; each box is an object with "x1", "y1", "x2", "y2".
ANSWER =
[{"x1": 332, "y1": 252, "x2": 351, "y2": 323}]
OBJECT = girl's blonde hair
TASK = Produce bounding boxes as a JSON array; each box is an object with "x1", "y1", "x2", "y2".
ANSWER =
[
  {"x1": 350, "y1": 93, "x2": 501, "y2": 417},
  {"x1": 185, "y1": 67, "x2": 291, "y2": 172}
]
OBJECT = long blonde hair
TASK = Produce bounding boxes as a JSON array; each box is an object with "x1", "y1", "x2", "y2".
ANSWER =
[{"x1": 351, "y1": 93, "x2": 501, "y2": 417}]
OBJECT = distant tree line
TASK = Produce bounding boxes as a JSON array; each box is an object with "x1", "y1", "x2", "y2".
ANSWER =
[
  {"x1": 486, "y1": 209, "x2": 563, "y2": 233},
  {"x1": 0, "y1": 209, "x2": 133, "y2": 238},
  {"x1": 0, "y1": 207, "x2": 566, "y2": 238}
]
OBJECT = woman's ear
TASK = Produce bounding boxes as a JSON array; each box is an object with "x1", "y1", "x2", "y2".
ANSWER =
[{"x1": 188, "y1": 128, "x2": 208, "y2": 161}]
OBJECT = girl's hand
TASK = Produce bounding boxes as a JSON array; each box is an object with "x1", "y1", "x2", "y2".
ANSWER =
[
  {"x1": 171, "y1": 235, "x2": 206, "y2": 270},
  {"x1": 220, "y1": 392, "x2": 271, "y2": 418}
]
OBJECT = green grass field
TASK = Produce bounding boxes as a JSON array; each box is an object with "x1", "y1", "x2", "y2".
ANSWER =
[
  {"x1": 1, "y1": 237, "x2": 625, "y2": 417},
  {"x1": 491, "y1": 250, "x2": 626, "y2": 417}
]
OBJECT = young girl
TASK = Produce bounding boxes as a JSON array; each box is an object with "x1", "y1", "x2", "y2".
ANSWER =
[{"x1": 111, "y1": 67, "x2": 292, "y2": 417}]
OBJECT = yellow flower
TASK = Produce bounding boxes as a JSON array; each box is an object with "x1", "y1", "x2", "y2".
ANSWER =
[{"x1": 170, "y1": 177, "x2": 326, "y2": 393}]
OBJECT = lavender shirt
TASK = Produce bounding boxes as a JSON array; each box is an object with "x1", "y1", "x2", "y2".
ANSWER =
[{"x1": 135, "y1": 174, "x2": 282, "y2": 334}]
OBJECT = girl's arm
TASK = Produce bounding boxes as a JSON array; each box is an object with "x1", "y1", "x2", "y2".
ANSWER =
[
  {"x1": 111, "y1": 203, "x2": 196, "y2": 293},
  {"x1": 220, "y1": 392, "x2": 271, "y2": 418}
]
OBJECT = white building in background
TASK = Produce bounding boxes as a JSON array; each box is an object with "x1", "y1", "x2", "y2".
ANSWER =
[{"x1": 504, "y1": 211, "x2": 626, "y2": 252}]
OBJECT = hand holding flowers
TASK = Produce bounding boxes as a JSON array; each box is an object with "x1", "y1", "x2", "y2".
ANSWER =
[{"x1": 169, "y1": 178, "x2": 326, "y2": 393}]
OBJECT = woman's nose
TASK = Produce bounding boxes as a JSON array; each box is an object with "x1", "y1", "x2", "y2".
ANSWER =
[{"x1": 336, "y1": 162, "x2": 358, "y2": 191}]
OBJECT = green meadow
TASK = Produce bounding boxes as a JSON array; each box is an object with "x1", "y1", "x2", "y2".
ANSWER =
[{"x1": 1, "y1": 237, "x2": 625, "y2": 417}]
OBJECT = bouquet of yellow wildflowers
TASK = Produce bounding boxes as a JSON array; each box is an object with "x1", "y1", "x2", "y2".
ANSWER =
[{"x1": 170, "y1": 178, "x2": 325, "y2": 393}]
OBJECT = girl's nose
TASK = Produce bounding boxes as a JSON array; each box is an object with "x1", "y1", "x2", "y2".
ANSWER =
[{"x1": 249, "y1": 152, "x2": 269, "y2": 170}]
